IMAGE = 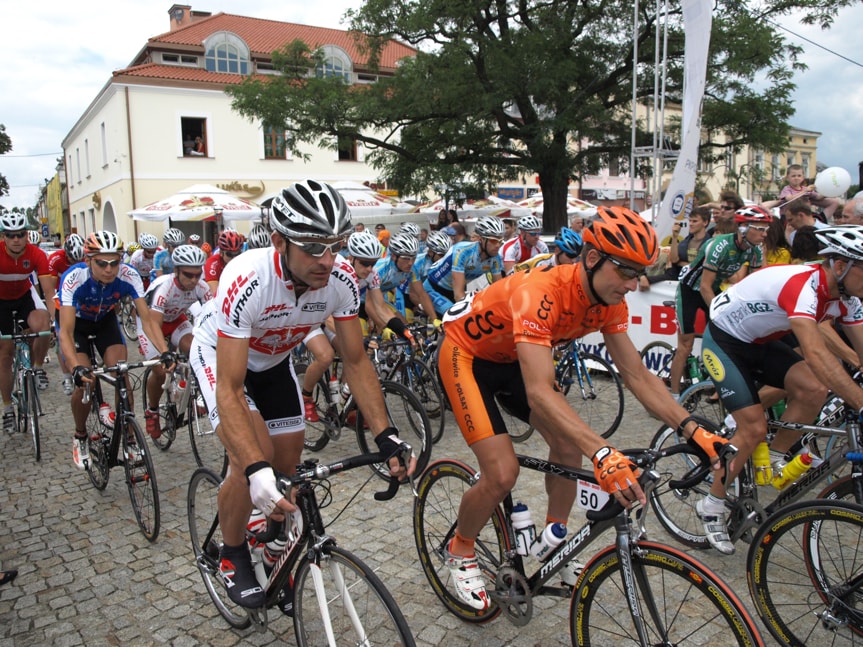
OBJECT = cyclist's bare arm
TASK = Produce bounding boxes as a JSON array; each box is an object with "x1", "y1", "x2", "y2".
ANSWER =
[
  {"x1": 364, "y1": 287, "x2": 395, "y2": 333},
  {"x1": 699, "y1": 267, "x2": 718, "y2": 305},
  {"x1": 452, "y1": 271, "x2": 467, "y2": 302},
  {"x1": 134, "y1": 297, "x2": 170, "y2": 357},
  {"x1": 793, "y1": 317, "x2": 863, "y2": 412},
  {"x1": 38, "y1": 274, "x2": 57, "y2": 320},
  {"x1": 58, "y1": 306, "x2": 85, "y2": 377},
  {"x1": 819, "y1": 319, "x2": 863, "y2": 368},
  {"x1": 409, "y1": 280, "x2": 437, "y2": 321}
]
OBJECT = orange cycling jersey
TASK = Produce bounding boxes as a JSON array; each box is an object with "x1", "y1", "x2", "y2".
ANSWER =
[{"x1": 442, "y1": 263, "x2": 629, "y2": 361}]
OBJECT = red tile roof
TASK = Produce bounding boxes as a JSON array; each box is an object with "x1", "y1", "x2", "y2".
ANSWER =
[
  {"x1": 142, "y1": 12, "x2": 414, "y2": 70},
  {"x1": 113, "y1": 62, "x2": 245, "y2": 84}
]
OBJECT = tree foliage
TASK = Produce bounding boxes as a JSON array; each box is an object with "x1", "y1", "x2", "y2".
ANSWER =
[
  {"x1": 0, "y1": 124, "x2": 12, "y2": 198},
  {"x1": 227, "y1": 0, "x2": 851, "y2": 231}
]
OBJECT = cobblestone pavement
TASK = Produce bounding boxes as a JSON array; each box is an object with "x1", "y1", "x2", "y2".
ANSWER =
[{"x1": 0, "y1": 347, "x2": 768, "y2": 646}]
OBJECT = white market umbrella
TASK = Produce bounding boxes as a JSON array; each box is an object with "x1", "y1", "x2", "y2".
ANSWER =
[
  {"x1": 416, "y1": 195, "x2": 533, "y2": 221},
  {"x1": 259, "y1": 187, "x2": 415, "y2": 218},
  {"x1": 128, "y1": 184, "x2": 263, "y2": 223},
  {"x1": 517, "y1": 193, "x2": 597, "y2": 218}
]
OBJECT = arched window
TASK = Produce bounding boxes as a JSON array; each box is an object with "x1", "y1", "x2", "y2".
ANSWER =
[
  {"x1": 204, "y1": 32, "x2": 250, "y2": 75},
  {"x1": 316, "y1": 45, "x2": 352, "y2": 82}
]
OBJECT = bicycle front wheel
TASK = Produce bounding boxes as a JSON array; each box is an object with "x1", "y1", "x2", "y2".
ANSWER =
[
  {"x1": 398, "y1": 358, "x2": 445, "y2": 444},
  {"x1": 413, "y1": 459, "x2": 507, "y2": 623},
  {"x1": 25, "y1": 373, "x2": 40, "y2": 461},
  {"x1": 639, "y1": 340, "x2": 674, "y2": 385},
  {"x1": 678, "y1": 380, "x2": 727, "y2": 430},
  {"x1": 123, "y1": 416, "x2": 160, "y2": 542},
  {"x1": 293, "y1": 545, "x2": 415, "y2": 647},
  {"x1": 747, "y1": 499, "x2": 863, "y2": 646},
  {"x1": 563, "y1": 352, "x2": 624, "y2": 439},
  {"x1": 571, "y1": 540, "x2": 763, "y2": 646},
  {"x1": 294, "y1": 363, "x2": 333, "y2": 452},
  {"x1": 141, "y1": 365, "x2": 176, "y2": 451},
  {"x1": 187, "y1": 467, "x2": 251, "y2": 629},
  {"x1": 85, "y1": 394, "x2": 111, "y2": 491},
  {"x1": 186, "y1": 380, "x2": 227, "y2": 477},
  {"x1": 356, "y1": 380, "x2": 433, "y2": 480},
  {"x1": 120, "y1": 297, "x2": 137, "y2": 341}
]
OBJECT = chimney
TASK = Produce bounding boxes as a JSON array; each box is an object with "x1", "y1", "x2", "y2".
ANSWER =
[{"x1": 168, "y1": 4, "x2": 192, "y2": 31}]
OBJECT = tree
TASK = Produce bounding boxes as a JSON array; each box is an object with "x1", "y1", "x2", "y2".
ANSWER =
[
  {"x1": 227, "y1": 0, "x2": 851, "y2": 232},
  {"x1": 0, "y1": 124, "x2": 12, "y2": 198}
]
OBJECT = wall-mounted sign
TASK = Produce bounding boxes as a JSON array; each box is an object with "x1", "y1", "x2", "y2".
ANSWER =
[{"x1": 217, "y1": 181, "x2": 266, "y2": 198}]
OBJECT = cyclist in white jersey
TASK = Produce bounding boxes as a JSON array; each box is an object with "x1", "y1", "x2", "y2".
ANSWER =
[
  {"x1": 501, "y1": 214, "x2": 549, "y2": 274},
  {"x1": 512, "y1": 226, "x2": 582, "y2": 272},
  {"x1": 139, "y1": 245, "x2": 212, "y2": 439},
  {"x1": 129, "y1": 233, "x2": 159, "y2": 289},
  {"x1": 698, "y1": 225, "x2": 863, "y2": 555},
  {"x1": 189, "y1": 180, "x2": 414, "y2": 609}
]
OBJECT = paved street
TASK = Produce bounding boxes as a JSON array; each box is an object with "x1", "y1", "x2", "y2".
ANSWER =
[{"x1": 0, "y1": 347, "x2": 766, "y2": 646}]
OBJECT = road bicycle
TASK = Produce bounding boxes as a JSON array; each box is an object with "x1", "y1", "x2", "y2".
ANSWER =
[
  {"x1": 295, "y1": 356, "x2": 433, "y2": 480},
  {"x1": 746, "y1": 497, "x2": 863, "y2": 646},
  {"x1": 187, "y1": 447, "x2": 416, "y2": 646},
  {"x1": 117, "y1": 295, "x2": 138, "y2": 342},
  {"x1": 412, "y1": 444, "x2": 764, "y2": 645},
  {"x1": 140, "y1": 354, "x2": 226, "y2": 475},
  {"x1": 502, "y1": 339, "x2": 624, "y2": 443},
  {"x1": 81, "y1": 336, "x2": 162, "y2": 542},
  {"x1": 649, "y1": 405, "x2": 863, "y2": 551},
  {"x1": 2, "y1": 316, "x2": 52, "y2": 461}
]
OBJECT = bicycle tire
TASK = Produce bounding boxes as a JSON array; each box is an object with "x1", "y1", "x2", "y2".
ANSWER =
[
  {"x1": 572, "y1": 540, "x2": 763, "y2": 646},
  {"x1": 186, "y1": 379, "x2": 227, "y2": 477},
  {"x1": 25, "y1": 374, "x2": 40, "y2": 462},
  {"x1": 141, "y1": 365, "x2": 177, "y2": 451},
  {"x1": 648, "y1": 418, "x2": 739, "y2": 550},
  {"x1": 498, "y1": 394, "x2": 534, "y2": 443},
  {"x1": 747, "y1": 499, "x2": 863, "y2": 646},
  {"x1": 123, "y1": 416, "x2": 160, "y2": 542},
  {"x1": 639, "y1": 340, "x2": 674, "y2": 385},
  {"x1": 355, "y1": 380, "x2": 433, "y2": 481},
  {"x1": 397, "y1": 358, "x2": 445, "y2": 444},
  {"x1": 85, "y1": 389, "x2": 111, "y2": 491},
  {"x1": 294, "y1": 363, "x2": 332, "y2": 452},
  {"x1": 413, "y1": 459, "x2": 508, "y2": 623},
  {"x1": 187, "y1": 467, "x2": 251, "y2": 630},
  {"x1": 563, "y1": 352, "x2": 624, "y2": 439},
  {"x1": 15, "y1": 369, "x2": 27, "y2": 435},
  {"x1": 120, "y1": 297, "x2": 137, "y2": 342},
  {"x1": 677, "y1": 380, "x2": 727, "y2": 430},
  {"x1": 293, "y1": 545, "x2": 416, "y2": 647}
]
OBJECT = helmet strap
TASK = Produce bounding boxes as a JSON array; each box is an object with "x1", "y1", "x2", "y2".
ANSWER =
[
  {"x1": 281, "y1": 247, "x2": 310, "y2": 296},
  {"x1": 584, "y1": 253, "x2": 609, "y2": 307},
  {"x1": 830, "y1": 258, "x2": 853, "y2": 297},
  {"x1": 736, "y1": 226, "x2": 752, "y2": 250}
]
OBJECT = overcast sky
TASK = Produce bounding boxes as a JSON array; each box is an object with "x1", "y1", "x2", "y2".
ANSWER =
[{"x1": 1, "y1": 1, "x2": 860, "y2": 211}]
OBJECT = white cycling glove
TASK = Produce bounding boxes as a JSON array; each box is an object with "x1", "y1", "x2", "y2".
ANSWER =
[{"x1": 245, "y1": 463, "x2": 283, "y2": 516}]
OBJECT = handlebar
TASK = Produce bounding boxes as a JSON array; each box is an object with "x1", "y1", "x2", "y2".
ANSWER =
[{"x1": 0, "y1": 330, "x2": 53, "y2": 341}]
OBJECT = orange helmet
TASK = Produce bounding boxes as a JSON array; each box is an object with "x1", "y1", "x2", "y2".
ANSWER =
[{"x1": 582, "y1": 206, "x2": 658, "y2": 266}]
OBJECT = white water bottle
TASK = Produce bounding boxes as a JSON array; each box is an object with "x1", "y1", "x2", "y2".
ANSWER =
[
  {"x1": 510, "y1": 502, "x2": 536, "y2": 556},
  {"x1": 98, "y1": 403, "x2": 115, "y2": 427},
  {"x1": 329, "y1": 374, "x2": 340, "y2": 398},
  {"x1": 530, "y1": 522, "x2": 567, "y2": 561},
  {"x1": 340, "y1": 382, "x2": 351, "y2": 401},
  {"x1": 246, "y1": 509, "x2": 268, "y2": 586},
  {"x1": 262, "y1": 534, "x2": 287, "y2": 570}
]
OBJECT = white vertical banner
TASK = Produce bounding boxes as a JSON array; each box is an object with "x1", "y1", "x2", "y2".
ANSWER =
[{"x1": 654, "y1": 0, "x2": 713, "y2": 242}]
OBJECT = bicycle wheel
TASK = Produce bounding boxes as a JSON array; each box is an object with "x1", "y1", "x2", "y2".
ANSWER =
[
  {"x1": 293, "y1": 545, "x2": 415, "y2": 647},
  {"x1": 639, "y1": 340, "x2": 674, "y2": 386},
  {"x1": 186, "y1": 380, "x2": 227, "y2": 477},
  {"x1": 398, "y1": 358, "x2": 445, "y2": 444},
  {"x1": 648, "y1": 419, "x2": 739, "y2": 550},
  {"x1": 413, "y1": 459, "x2": 507, "y2": 623},
  {"x1": 123, "y1": 416, "x2": 160, "y2": 542},
  {"x1": 677, "y1": 380, "x2": 727, "y2": 430},
  {"x1": 562, "y1": 352, "x2": 624, "y2": 439},
  {"x1": 15, "y1": 369, "x2": 27, "y2": 435},
  {"x1": 24, "y1": 374, "x2": 40, "y2": 461},
  {"x1": 496, "y1": 394, "x2": 534, "y2": 443},
  {"x1": 120, "y1": 298, "x2": 137, "y2": 341},
  {"x1": 355, "y1": 380, "x2": 433, "y2": 481},
  {"x1": 747, "y1": 499, "x2": 863, "y2": 646},
  {"x1": 187, "y1": 467, "x2": 251, "y2": 629},
  {"x1": 572, "y1": 540, "x2": 763, "y2": 646},
  {"x1": 85, "y1": 394, "x2": 111, "y2": 491},
  {"x1": 294, "y1": 363, "x2": 332, "y2": 452},
  {"x1": 140, "y1": 366, "x2": 177, "y2": 451}
]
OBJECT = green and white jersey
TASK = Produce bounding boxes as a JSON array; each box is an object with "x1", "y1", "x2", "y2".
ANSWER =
[{"x1": 679, "y1": 233, "x2": 762, "y2": 293}]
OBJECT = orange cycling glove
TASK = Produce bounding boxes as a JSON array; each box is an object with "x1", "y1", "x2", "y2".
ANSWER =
[
  {"x1": 680, "y1": 418, "x2": 728, "y2": 463},
  {"x1": 592, "y1": 446, "x2": 639, "y2": 494}
]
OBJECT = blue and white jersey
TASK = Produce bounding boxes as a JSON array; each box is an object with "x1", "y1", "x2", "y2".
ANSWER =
[
  {"x1": 425, "y1": 241, "x2": 502, "y2": 292},
  {"x1": 59, "y1": 262, "x2": 145, "y2": 322},
  {"x1": 372, "y1": 256, "x2": 417, "y2": 293},
  {"x1": 151, "y1": 248, "x2": 175, "y2": 281},
  {"x1": 412, "y1": 254, "x2": 435, "y2": 283}
]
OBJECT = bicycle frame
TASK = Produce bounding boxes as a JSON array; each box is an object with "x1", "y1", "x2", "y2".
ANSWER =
[{"x1": 84, "y1": 363, "x2": 142, "y2": 466}]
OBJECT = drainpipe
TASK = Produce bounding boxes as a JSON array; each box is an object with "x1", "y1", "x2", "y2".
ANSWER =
[{"x1": 125, "y1": 86, "x2": 139, "y2": 240}]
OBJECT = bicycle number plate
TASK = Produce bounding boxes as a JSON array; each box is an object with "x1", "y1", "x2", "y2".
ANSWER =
[{"x1": 576, "y1": 479, "x2": 609, "y2": 511}]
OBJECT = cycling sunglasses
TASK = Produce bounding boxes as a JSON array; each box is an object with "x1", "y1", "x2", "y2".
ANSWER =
[
  {"x1": 289, "y1": 238, "x2": 346, "y2": 257},
  {"x1": 180, "y1": 270, "x2": 203, "y2": 280},
  {"x1": 93, "y1": 258, "x2": 121, "y2": 269},
  {"x1": 3, "y1": 232, "x2": 27, "y2": 239},
  {"x1": 355, "y1": 258, "x2": 376, "y2": 268},
  {"x1": 603, "y1": 255, "x2": 647, "y2": 280}
]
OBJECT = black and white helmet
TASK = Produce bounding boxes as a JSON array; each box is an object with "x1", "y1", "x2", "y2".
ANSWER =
[
  {"x1": 474, "y1": 216, "x2": 505, "y2": 239},
  {"x1": 426, "y1": 231, "x2": 452, "y2": 255},
  {"x1": 816, "y1": 225, "x2": 863, "y2": 261},
  {"x1": 517, "y1": 215, "x2": 542, "y2": 232},
  {"x1": 347, "y1": 230, "x2": 382, "y2": 260},
  {"x1": 64, "y1": 233, "x2": 85, "y2": 261},
  {"x1": 399, "y1": 222, "x2": 421, "y2": 238},
  {"x1": 163, "y1": 228, "x2": 186, "y2": 247},
  {"x1": 246, "y1": 224, "x2": 271, "y2": 250},
  {"x1": 0, "y1": 211, "x2": 28, "y2": 232},
  {"x1": 270, "y1": 180, "x2": 352, "y2": 240},
  {"x1": 139, "y1": 232, "x2": 159, "y2": 250},
  {"x1": 28, "y1": 230, "x2": 41, "y2": 245},
  {"x1": 388, "y1": 233, "x2": 419, "y2": 257},
  {"x1": 171, "y1": 244, "x2": 207, "y2": 267}
]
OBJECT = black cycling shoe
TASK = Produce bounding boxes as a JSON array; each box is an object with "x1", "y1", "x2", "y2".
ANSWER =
[
  {"x1": 277, "y1": 576, "x2": 294, "y2": 617},
  {"x1": 219, "y1": 544, "x2": 265, "y2": 608}
]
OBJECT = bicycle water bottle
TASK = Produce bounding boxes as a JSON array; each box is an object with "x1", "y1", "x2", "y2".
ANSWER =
[
  {"x1": 98, "y1": 403, "x2": 115, "y2": 427},
  {"x1": 340, "y1": 382, "x2": 351, "y2": 401},
  {"x1": 752, "y1": 442, "x2": 773, "y2": 485},
  {"x1": 329, "y1": 374, "x2": 340, "y2": 399},
  {"x1": 772, "y1": 451, "x2": 813, "y2": 490},
  {"x1": 510, "y1": 503, "x2": 536, "y2": 556},
  {"x1": 685, "y1": 355, "x2": 701, "y2": 382},
  {"x1": 530, "y1": 522, "x2": 567, "y2": 561},
  {"x1": 262, "y1": 533, "x2": 288, "y2": 570},
  {"x1": 246, "y1": 509, "x2": 268, "y2": 586}
]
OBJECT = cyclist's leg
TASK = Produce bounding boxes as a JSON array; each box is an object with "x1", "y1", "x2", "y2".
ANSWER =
[
  {"x1": 773, "y1": 359, "x2": 828, "y2": 452},
  {"x1": 53, "y1": 312, "x2": 74, "y2": 394},
  {"x1": 25, "y1": 286, "x2": 51, "y2": 379},
  {"x1": 668, "y1": 284, "x2": 704, "y2": 397},
  {"x1": 139, "y1": 325, "x2": 166, "y2": 438},
  {"x1": 0, "y1": 296, "x2": 27, "y2": 415},
  {"x1": 300, "y1": 327, "x2": 333, "y2": 422}
]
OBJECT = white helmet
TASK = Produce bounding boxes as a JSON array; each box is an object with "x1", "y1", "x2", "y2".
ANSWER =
[
  {"x1": 388, "y1": 233, "x2": 420, "y2": 257},
  {"x1": 139, "y1": 233, "x2": 159, "y2": 250},
  {"x1": 64, "y1": 233, "x2": 85, "y2": 261},
  {"x1": 347, "y1": 230, "x2": 382, "y2": 260},
  {"x1": 426, "y1": 231, "x2": 452, "y2": 255},
  {"x1": 28, "y1": 230, "x2": 41, "y2": 245},
  {"x1": 399, "y1": 222, "x2": 421, "y2": 238},
  {"x1": 474, "y1": 216, "x2": 505, "y2": 239},
  {"x1": 246, "y1": 224, "x2": 271, "y2": 250},
  {"x1": 0, "y1": 212, "x2": 28, "y2": 232},
  {"x1": 171, "y1": 244, "x2": 207, "y2": 267},
  {"x1": 270, "y1": 180, "x2": 353, "y2": 240},
  {"x1": 163, "y1": 228, "x2": 186, "y2": 247},
  {"x1": 517, "y1": 215, "x2": 542, "y2": 232},
  {"x1": 816, "y1": 225, "x2": 863, "y2": 261}
]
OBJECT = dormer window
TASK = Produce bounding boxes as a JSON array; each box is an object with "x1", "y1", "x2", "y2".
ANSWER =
[
  {"x1": 204, "y1": 31, "x2": 250, "y2": 75},
  {"x1": 316, "y1": 45, "x2": 352, "y2": 82}
]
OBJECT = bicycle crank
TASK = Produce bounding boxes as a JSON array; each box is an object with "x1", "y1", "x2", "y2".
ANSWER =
[
  {"x1": 727, "y1": 496, "x2": 766, "y2": 544},
  {"x1": 248, "y1": 606, "x2": 268, "y2": 633},
  {"x1": 491, "y1": 566, "x2": 533, "y2": 626}
]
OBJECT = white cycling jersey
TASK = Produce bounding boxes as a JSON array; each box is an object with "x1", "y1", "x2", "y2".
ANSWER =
[
  {"x1": 193, "y1": 248, "x2": 360, "y2": 372},
  {"x1": 144, "y1": 273, "x2": 212, "y2": 323},
  {"x1": 502, "y1": 236, "x2": 548, "y2": 267},
  {"x1": 710, "y1": 263, "x2": 863, "y2": 343}
]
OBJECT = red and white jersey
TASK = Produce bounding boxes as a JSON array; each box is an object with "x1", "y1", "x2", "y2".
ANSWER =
[
  {"x1": 129, "y1": 248, "x2": 158, "y2": 278},
  {"x1": 501, "y1": 236, "x2": 549, "y2": 267},
  {"x1": 47, "y1": 250, "x2": 73, "y2": 278},
  {"x1": 194, "y1": 249, "x2": 360, "y2": 372},
  {"x1": 0, "y1": 242, "x2": 50, "y2": 300},
  {"x1": 203, "y1": 254, "x2": 228, "y2": 284},
  {"x1": 145, "y1": 273, "x2": 212, "y2": 324},
  {"x1": 710, "y1": 264, "x2": 863, "y2": 343}
]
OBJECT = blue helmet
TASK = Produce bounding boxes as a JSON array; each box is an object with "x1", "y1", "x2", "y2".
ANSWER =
[{"x1": 554, "y1": 227, "x2": 583, "y2": 257}]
